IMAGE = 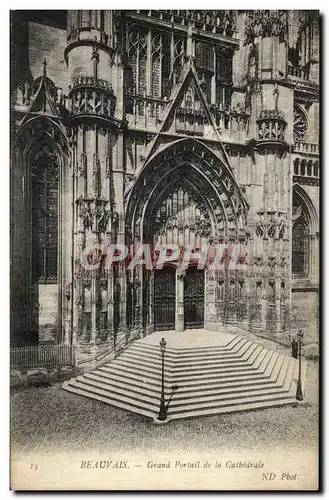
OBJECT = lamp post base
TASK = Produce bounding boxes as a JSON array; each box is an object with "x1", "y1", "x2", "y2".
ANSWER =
[
  {"x1": 296, "y1": 380, "x2": 303, "y2": 401},
  {"x1": 157, "y1": 396, "x2": 167, "y2": 421}
]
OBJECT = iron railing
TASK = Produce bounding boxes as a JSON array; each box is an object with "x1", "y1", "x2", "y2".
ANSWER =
[
  {"x1": 10, "y1": 344, "x2": 76, "y2": 372},
  {"x1": 78, "y1": 327, "x2": 143, "y2": 366}
]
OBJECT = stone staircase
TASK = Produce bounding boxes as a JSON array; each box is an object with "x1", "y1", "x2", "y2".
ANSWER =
[{"x1": 62, "y1": 335, "x2": 305, "y2": 422}]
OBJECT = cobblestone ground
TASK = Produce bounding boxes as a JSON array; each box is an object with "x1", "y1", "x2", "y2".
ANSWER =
[{"x1": 11, "y1": 361, "x2": 318, "y2": 456}]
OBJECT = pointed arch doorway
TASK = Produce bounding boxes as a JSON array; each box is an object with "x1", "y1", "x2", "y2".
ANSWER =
[
  {"x1": 147, "y1": 175, "x2": 212, "y2": 332},
  {"x1": 125, "y1": 138, "x2": 249, "y2": 334}
]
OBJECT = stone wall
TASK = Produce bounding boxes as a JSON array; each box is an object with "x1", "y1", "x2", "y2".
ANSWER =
[
  {"x1": 28, "y1": 22, "x2": 68, "y2": 90},
  {"x1": 291, "y1": 288, "x2": 319, "y2": 344}
]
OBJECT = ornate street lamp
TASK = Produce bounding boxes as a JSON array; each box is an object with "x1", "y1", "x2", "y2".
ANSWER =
[
  {"x1": 296, "y1": 329, "x2": 304, "y2": 401},
  {"x1": 291, "y1": 335, "x2": 298, "y2": 359},
  {"x1": 158, "y1": 338, "x2": 167, "y2": 421}
]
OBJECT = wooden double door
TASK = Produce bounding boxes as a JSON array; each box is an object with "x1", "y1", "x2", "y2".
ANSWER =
[{"x1": 153, "y1": 267, "x2": 204, "y2": 331}]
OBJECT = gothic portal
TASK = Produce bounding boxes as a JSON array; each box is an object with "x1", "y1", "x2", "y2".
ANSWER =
[{"x1": 11, "y1": 10, "x2": 319, "y2": 357}]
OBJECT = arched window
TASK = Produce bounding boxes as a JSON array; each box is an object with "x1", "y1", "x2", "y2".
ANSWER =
[
  {"x1": 291, "y1": 187, "x2": 315, "y2": 278},
  {"x1": 307, "y1": 160, "x2": 313, "y2": 176},
  {"x1": 292, "y1": 218, "x2": 309, "y2": 277},
  {"x1": 31, "y1": 146, "x2": 59, "y2": 283},
  {"x1": 313, "y1": 161, "x2": 319, "y2": 177}
]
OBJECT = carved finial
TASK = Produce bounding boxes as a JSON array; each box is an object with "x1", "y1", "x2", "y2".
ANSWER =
[{"x1": 43, "y1": 58, "x2": 47, "y2": 78}]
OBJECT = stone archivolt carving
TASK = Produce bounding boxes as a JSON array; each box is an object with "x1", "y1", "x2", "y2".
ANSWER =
[
  {"x1": 77, "y1": 198, "x2": 110, "y2": 233},
  {"x1": 152, "y1": 186, "x2": 213, "y2": 239},
  {"x1": 292, "y1": 204, "x2": 303, "y2": 221},
  {"x1": 127, "y1": 139, "x2": 248, "y2": 245},
  {"x1": 244, "y1": 10, "x2": 287, "y2": 45}
]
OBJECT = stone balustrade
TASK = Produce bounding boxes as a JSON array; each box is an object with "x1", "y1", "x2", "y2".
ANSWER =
[
  {"x1": 287, "y1": 64, "x2": 310, "y2": 81},
  {"x1": 209, "y1": 105, "x2": 250, "y2": 142},
  {"x1": 124, "y1": 94, "x2": 168, "y2": 131},
  {"x1": 133, "y1": 10, "x2": 238, "y2": 38}
]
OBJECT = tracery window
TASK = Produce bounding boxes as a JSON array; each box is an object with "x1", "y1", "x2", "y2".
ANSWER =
[
  {"x1": 195, "y1": 42, "x2": 214, "y2": 103},
  {"x1": 173, "y1": 35, "x2": 186, "y2": 86},
  {"x1": 31, "y1": 146, "x2": 59, "y2": 283},
  {"x1": 293, "y1": 105, "x2": 308, "y2": 143},
  {"x1": 127, "y1": 25, "x2": 148, "y2": 95},
  {"x1": 126, "y1": 25, "x2": 175, "y2": 98},
  {"x1": 151, "y1": 31, "x2": 172, "y2": 98},
  {"x1": 216, "y1": 48, "x2": 233, "y2": 108},
  {"x1": 292, "y1": 190, "x2": 311, "y2": 278}
]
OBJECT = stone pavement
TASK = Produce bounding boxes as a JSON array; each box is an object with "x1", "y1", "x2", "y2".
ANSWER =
[{"x1": 141, "y1": 329, "x2": 236, "y2": 348}]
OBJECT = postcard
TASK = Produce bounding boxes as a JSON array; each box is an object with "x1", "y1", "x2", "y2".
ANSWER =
[{"x1": 10, "y1": 9, "x2": 319, "y2": 491}]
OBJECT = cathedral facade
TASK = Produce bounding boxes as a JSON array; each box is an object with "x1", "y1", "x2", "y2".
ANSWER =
[{"x1": 10, "y1": 10, "x2": 320, "y2": 359}]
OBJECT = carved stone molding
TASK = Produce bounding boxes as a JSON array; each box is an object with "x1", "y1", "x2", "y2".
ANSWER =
[
  {"x1": 77, "y1": 197, "x2": 111, "y2": 233},
  {"x1": 255, "y1": 211, "x2": 288, "y2": 241},
  {"x1": 244, "y1": 10, "x2": 287, "y2": 45}
]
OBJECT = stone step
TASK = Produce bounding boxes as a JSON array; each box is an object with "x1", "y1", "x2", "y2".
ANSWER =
[
  {"x1": 169, "y1": 397, "x2": 298, "y2": 420},
  {"x1": 171, "y1": 353, "x2": 284, "y2": 388},
  {"x1": 66, "y1": 353, "x2": 295, "y2": 414},
  {"x1": 135, "y1": 336, "x2": 247, "y2": 355},
  {"x1": 101, "y1": 356, "x2": 261, "y2": 382},
  {"x1": 63, "y1": 376, "x2": 298, "y2": 422},
  {"x1": 78, "y1": 357, "x2": 292, "y2": 404},
  {"x1": 62, "y1": 380, "x2": 155, "y2": 419},
  {"x1": 64, "y1": 378, "x2": 159, "y2": 413},
  {"x1": 130, "y1": 336, "x2": 248, "y2": 359},
  {"x1": 87, "y1": 358, "x2": 276, "y2": 394},
  {"x1": 168, "y1": 389, "x2": 296, "y2": 415},
  {"x1": 94, "y1": 350, "x2": 277, "y2": 389},
  {"x1": 109, "y1": 344, "x2": 266, "y2": 373},
  {"x1": 62, "y1": 333, "x2": 302, "y2": 422},
  {"x1": 71, "y1": 375, "x2": 292, "y2": 413},
  {"x1": 118, "y1": 342, "x2": 262, "y2": 373}
]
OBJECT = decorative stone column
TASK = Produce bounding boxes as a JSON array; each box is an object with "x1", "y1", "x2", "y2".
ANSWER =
[
  {"x1": 275, "y1": 276, "x2": 282, "y2": 333},
  {"x1": 107, "y1": 266, "x2": 114, "y2": 344},
  {"x1": 260, "y1": 286, "x2": 267, "y2": 330},
  {"x1": 147, "y1": 271, "x2": 155, "y2": 335},
  {"x1": 175, "y1": 268, "x2": 185, "y2": 332},
  {"x1": 204, "y1": 267, "x2": 217, "y2": 330}
]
